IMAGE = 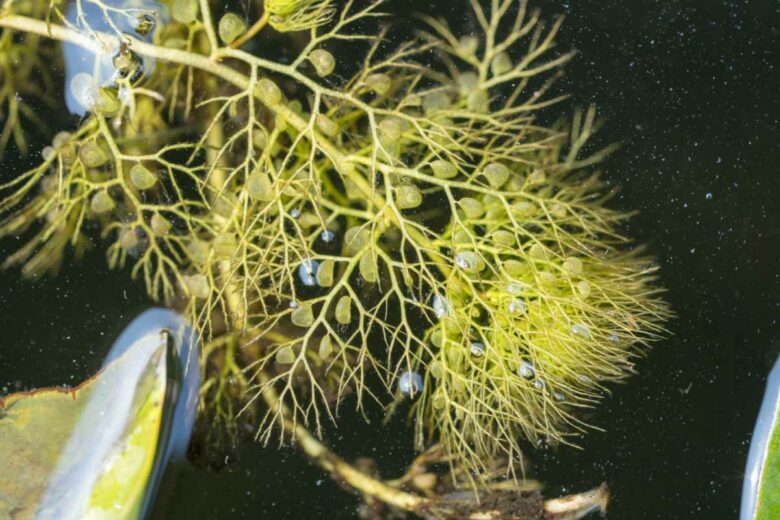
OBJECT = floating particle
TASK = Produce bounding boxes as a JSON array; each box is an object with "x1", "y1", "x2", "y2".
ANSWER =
[
  {"x1": 469, "y1": 341, "x2": 486, "y2": 357},
  {"x1": 398, "y1": 371, "x2": 423, "y2": 396}
]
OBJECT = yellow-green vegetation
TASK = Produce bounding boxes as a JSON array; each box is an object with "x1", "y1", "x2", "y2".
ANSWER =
[{"x1": 0, "y1": 0, "x2": 669, "y2": 485}]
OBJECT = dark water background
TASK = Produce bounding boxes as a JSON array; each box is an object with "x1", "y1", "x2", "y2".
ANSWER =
[{"x1": 1, "y1": 0, "x2": 779, "y2": 518}]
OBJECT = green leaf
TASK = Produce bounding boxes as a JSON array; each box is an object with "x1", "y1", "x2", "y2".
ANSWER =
[{"x1": 0, "y1": 333, "x2": 168, "y2": 519}]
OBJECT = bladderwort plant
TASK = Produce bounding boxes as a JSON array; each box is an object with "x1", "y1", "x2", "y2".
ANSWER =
[{"x1": 0, "y1": 0, "x2": 670, "y2": 516}]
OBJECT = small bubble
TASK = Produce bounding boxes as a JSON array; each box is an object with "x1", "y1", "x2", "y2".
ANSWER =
[
  {"x1": 518, "y1": 360, "x2": 535, "y2": 379},
  {"x1": 320, "y1": 229, "x2": 335, "y2": 243},
  {"x1": 297, "y1": 259, "x2": 319, "y2": 287},
  {"x1": 290, "y1": 208, "x2": 301, "y2": 218},
  {"x1": 608, "y1": 334, "x2": 620, "y2": 343},
  {"x1": 533, "y1": 379, "x2": 546, "y2": 390},
  {"x1": 398, "y1": 371, "x2": 423, "y2": 396},
  {"x1": 469, "y1": 341, "x2": 486, "y2": 357},
  {"x1": 705, "y1": 192, "x2": 713, "y2": 200},
  {"x1": 288, "y1": 300, "x2": 299, "y2": 309},
  {"x1": 432, "y1": 293, "x2": 452, "y2": 319},
  {"x1": 553, "y1": 391, "x2": 566, "y2": 402}
]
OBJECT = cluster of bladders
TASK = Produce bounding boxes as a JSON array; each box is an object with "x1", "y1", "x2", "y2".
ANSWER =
[{"x1": 291, "y1": 251, "x2": 600, "y2": 403}]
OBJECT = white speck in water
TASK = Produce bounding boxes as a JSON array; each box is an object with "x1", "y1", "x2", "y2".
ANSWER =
[
  {"x1": 289, "y1": 300, "x2": 299, "y2": 309},
  {"x1": 553, "y1": 391, "x2": 566, "y2": 402},
  {"x1": 320, "y1": 230, "x2": 335, "y2": 242},
  {"x1": 705, "y1": 192, "x2": 713, "y2": 200},
  {"x1": 534, "y1": 379, "x2": 546, "y2": 390},
  {"x1": 289, "y1": 208, "x2": 301, "y2": 218},
  {"x1": 398, "y1": 371, "x2": 423, "y2": 396},
  {"x1": 297, "y1": 258, "x2": 320, "y2": 286},
  {"x1": 518, "y1": 360, "x2": 535, "y2": 379},
  {"x1": 608, "y1": 334, "x2": 620, "y2": 343}
]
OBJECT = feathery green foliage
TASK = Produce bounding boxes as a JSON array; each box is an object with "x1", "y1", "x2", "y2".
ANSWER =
[{"x1": 0, "y1": 0, "x2": 670, "y2": 482}]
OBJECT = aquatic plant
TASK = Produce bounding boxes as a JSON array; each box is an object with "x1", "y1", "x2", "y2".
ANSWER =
[{"x1": 0, "y1": 0, "x2": 669, "y2": 515}]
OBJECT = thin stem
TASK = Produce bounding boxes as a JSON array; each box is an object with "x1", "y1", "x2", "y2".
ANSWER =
[{"x1": 198, "y1": 0, "x2": 219, "y2": 56}]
